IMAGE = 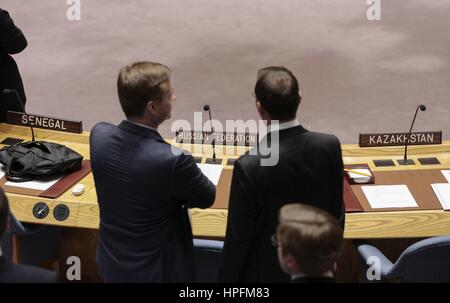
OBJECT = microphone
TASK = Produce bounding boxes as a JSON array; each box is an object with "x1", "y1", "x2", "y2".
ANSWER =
[
  {"x1": 399, "y1": 104, "x2": 426, "y2": 165},
  {"x1": 2, "y1": 89, "x2": 35, "y2": 141},
  {"x1": 203, "y1": 104, "x2": 217, "y2": 163}
]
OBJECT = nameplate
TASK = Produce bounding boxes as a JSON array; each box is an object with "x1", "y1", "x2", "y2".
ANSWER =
[
  {"x1": 175, "y1": 130, "x2": 258, "y2": 146},
  {"x1": 6, "y1": 111, "x2": 83, "y2": 134},
  {"x1": 359, "y1": 131, "x2": 442, "y2": 147}
]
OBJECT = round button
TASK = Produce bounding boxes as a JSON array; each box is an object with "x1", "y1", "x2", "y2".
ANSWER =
[
  {"x1": 53, "y1": 204, "x2": 70, "y2": 221},
  {"x1": 32, "y1": 202, "x2": 49, "y2": 219}
]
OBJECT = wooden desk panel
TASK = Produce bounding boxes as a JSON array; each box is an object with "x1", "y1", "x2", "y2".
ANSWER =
[{"x1": 2, "y1": 123, "x2": 450, "y2": 239}]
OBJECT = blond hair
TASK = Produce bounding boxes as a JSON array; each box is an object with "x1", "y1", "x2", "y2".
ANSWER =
[{"x1": 277, "y1": 203, "x2": 344, "y2": 276}]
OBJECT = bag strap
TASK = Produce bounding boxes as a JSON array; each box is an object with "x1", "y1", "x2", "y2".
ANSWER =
[{"x1": 5, "y1": 158, "x2": 33, "y2": 182}]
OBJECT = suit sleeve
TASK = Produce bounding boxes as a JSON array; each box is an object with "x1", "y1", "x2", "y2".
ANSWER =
[
  {"x1": 172, "y1": 153, "x2": 215, "y2": 209},
  {"x1": 221, "y1": 160, "x2": 259, "y2": 282},
  {"x1": 0, "y1": 9, "x2": 28, "y2": 54},
  {"x1": 330, "y1": 137, "x2": 345, "y2": 228}
]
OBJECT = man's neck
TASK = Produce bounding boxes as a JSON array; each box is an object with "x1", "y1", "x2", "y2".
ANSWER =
[
  {"x1": 128, "y1": 117, "x2": 159, "y2": 130},
  {"x1": 269, "y1": 118, "x2": 299, "y2": 131}
]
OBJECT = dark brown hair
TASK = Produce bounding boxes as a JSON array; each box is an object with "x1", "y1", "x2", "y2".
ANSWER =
[{"x1": 254, "y1": 66, "x2": 301, "y2": 121}]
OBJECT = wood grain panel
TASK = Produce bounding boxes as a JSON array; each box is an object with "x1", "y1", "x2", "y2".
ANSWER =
[{"x1": 2, "y1": 123, "x2": 450, "y2": 239}]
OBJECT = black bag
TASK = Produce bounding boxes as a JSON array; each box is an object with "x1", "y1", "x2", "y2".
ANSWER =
[{"x1": 0, "y1": 141, "x2": 83, "y2": 182}]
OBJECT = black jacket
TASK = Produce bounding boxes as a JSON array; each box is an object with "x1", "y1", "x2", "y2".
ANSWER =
[
  {"x1": 90, "y1": 120, "x2": 216, "y2": 282},
  {"x1": 291, "y1": 276, "x2": 336, "y2": 283},
  {"x1": 222, "y1": 125, "x2": 344, "y2": 282},
  {"x1": 0, "y1": 8, "x2": 27, "y2": 121},
  {"x1": 0, "y1": 257, "x2": 57, "y2": 283}
]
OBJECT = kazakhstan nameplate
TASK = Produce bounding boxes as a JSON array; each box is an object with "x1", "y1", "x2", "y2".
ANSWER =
[{"x1": 359, "y1": 131, "x2": 442, "y2": 147}]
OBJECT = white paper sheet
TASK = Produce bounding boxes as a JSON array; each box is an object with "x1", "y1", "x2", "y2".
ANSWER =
[
  {"x1": 5, "y1": 175, "x2": 62, "y2": 191},
  {"x1": 361, "y1": 185, "x2": 418, "y2": 209},
  {"x1": 431, "y1": 183, "x2": 450, "y2": 210},
  {"x1": 197, "y1": 163, "x2": 223, "y2": 186},
  {"x1": 441, "y1": 170, "x2": 450, "y2": 183},
  {"x1": 0, "y1": 164, "x2": 5, "y2": 180}
]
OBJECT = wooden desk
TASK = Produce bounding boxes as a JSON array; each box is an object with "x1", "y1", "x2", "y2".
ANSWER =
[
  {"x1": 2, "y1": 123, "x2": 450, "y2": 239},
  {"x1": 2, "y1": 123, "x2": 450, "y2": 281}
]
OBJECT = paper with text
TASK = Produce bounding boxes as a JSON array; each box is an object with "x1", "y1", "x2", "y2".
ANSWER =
[
  {"x1": 431, "y1": 183, "x2": 450, "y2": 210},
  {"x1": 361, "y1": 185, "x2": 418, "y2": 209}
]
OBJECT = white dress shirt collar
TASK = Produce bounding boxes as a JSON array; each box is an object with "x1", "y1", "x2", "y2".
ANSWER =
[{"x1": 269, "y1": 119, "x2": 300, "y2": 132}]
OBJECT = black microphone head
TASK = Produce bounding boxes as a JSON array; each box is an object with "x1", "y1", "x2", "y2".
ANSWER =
[
  {"x1": 419, "y1": 104, "x2": 426, "y2": 111},
  {"x1": 2, "y1": 89, "x2": 13, "y2": 94},
  {"x1": 203, "y1": 105, "x2": 210, "y2": 111}
]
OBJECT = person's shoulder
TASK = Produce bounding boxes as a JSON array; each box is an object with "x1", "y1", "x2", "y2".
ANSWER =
[
  {"x1": 0, "y1": 8, "x2": 11, "y2": 28},
  {"x1": 0, "y1": 263, "x2": 57, "y2": 283},
  {"x1": 90, "y1": 122, "x2": 117, "y2": 149},
  {"x1": 91, "y1": 121, "x2": 116, "y2": 132},
  {"x1": 304, "y1": 131, "x2": 341, "y2": 147},
  {"x1": 0, "y1": 8, "x2": 9, "y2": 18},
  {"x1": 235, "y1": 149, "x2": 261, "y2": 170},
  {"x1": 90, "y1": 122, "x2": 117, "y2": 137}
]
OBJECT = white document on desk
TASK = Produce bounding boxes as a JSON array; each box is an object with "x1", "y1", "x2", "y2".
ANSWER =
[
  {"x1": 197, "y1": 163, "x2": 223, "y2": 186},
  {"x1": 0, "y1": 164, "x2": 5, "y2": 179},
  {"x1": 361, "y1": 185, "x2": 418, "y2": 209},
  {"x1": 431, "y1": 183, "x2": 450, "y2": 210},
  {"x1": 441, "y1": 170, "x2": 450, "y2": 183},
  {"x1": 5, "y1": 175, "x2": 62, "y2": 191}
]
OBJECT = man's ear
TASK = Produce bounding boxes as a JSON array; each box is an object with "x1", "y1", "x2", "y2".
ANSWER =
[
  {"x1": 256, "y1": 100, "x2": 268, "y2": 119},
  {"x1": 284, "y1": 253, "x2": 299, "y2": 272},
  {"x1": 146, "y1": 100, "x2": 157, "y2": 113}
]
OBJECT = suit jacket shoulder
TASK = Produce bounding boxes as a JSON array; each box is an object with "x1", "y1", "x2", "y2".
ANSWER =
[
  {"x1": 236, "y1": 127, "x2": 341, "y2": 170},
  {"x1": 0, "y1": 258, "x2": 57, "y2": 283},
  {"x1": 0, "y1": 9, "x2": 27, "y2": 55}
]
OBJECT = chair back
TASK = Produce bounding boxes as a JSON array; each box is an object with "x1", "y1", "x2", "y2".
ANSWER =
[
  {"x1": 193, "y1": 239, "x2": 224, "y2": 282},
  {"x1": 392, "y1": 235, "x2": 450, "y2": 282}
]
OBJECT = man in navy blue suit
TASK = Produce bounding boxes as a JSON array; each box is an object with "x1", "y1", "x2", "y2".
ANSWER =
[
  {"x1": 0, "y1": 188, "x2": 57, "y2": 283},
  {"x1": 90, "y1": 62, "x2": 216, "y2": 282}
]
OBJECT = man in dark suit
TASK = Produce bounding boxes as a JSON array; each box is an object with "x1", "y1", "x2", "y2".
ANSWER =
[
  {"x1": 0, "y1": 8, "x2": 27, "y2": 122},
  {"x1": 90, "y1": 62, "x2": 216, "y2": 282},
  {"x1": 222, "y1": 66, "x2": 344, "y2": 282},
  {"x1": 274, "y1": 204, "x2": 343, "y2": 283},
  {"x1": 0, "y1": 187, "x2": 57, "y2": 283}
]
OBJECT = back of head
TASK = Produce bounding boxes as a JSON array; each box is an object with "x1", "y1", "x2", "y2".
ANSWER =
[
  {"x1": 0, "y1": 187, "x2": 9, "y2": 238},
  {"x1": 277, "y1": 203, "x2": 344, "y2": 277},
  {"x1": 254, "y1": 66, "x2": 301, "y2": 121},
  {"x1": 117, "y1": 61, "x2": 171, "y2": 119}
]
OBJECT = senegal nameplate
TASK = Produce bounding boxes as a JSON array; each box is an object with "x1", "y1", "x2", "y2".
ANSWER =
[
  {"x1": 175, "y1": 130, "x2": 257, "y2": 146},
  {"x1": 359, "y1": 131, "x2": 442, "y2": 147},
  {"x1": 6, "y1": 111, "x2": 83, "y2": 134}
]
